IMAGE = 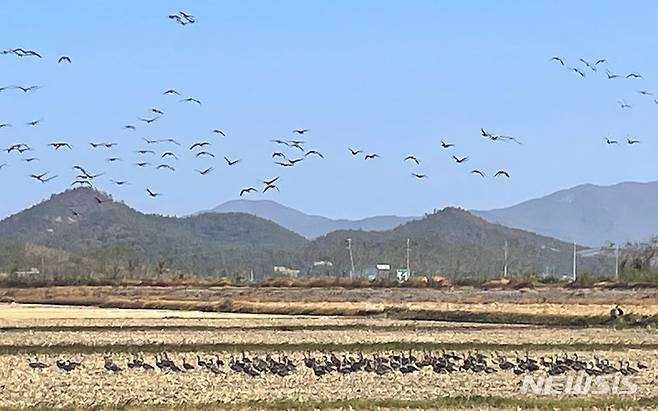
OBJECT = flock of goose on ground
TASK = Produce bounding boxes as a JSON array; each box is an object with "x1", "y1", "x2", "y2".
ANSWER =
[{"x1": 26, "y1": 350, "x2": 649, "y2": 379}]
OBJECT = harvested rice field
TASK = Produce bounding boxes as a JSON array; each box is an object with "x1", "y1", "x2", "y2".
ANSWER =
[{"x1": 0, "y1": 302, "x2": 656, "y2": 410}]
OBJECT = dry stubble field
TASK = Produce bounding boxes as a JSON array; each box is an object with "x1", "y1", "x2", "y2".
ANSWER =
[{"x1": 0, "y1": 286, "x2": 656, "y2": 410}]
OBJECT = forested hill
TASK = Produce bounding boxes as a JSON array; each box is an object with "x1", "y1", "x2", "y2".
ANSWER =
[
  {"x1": 0, "y1": 188, "x2": 307, "y2": 275},
  {"x1": 303, "y1": 208, "x2": 581, "y2": 276}
]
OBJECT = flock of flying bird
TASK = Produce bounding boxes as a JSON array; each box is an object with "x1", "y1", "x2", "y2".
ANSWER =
[
  {"x1": 26, "y1": 350, "x2": 649, "y2": 380},
  {"x1": 551, "y1": 55, "x2": 652, "y2": 146},
  {"x1": 4, "y1": 12, "x2": 651, "y2": 205},
  {"x1": 0, "y1": 10, "x2": 517, "y2": 204}
]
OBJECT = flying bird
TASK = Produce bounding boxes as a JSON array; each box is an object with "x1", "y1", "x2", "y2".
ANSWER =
[
  {"x1": 364, "y1": 153, "x2": 379, "y2": 160},
  {"x1": 471, "y1": 169, "x2": 486, "y2": 177},
  {"x1": 224, "y1": 157, "x2": 241, "y2": 166},
  {"x1": 604, "y1": 137, "x2": 618, "y2": 145},
  {"x1": 627, "y1": 138, "x2": 640, "y2": 145},
  {"x1": 263, "y1": 184, "x2": 279, "y2": 193},
  {"x1": 137, "y1": 116, "x2": 161, "y2": 124},
  {"x1": 124, "y1": 125, "x2": 137, "y2": 130},
  {"x1": 151, "y1": 108, "x2": 165, "y2": 115},
  {"x1": 262, "y1": 177, "x2": 280, "y2": 186},
  {"x1": 618, "y1": 100, "x2": 632, "y2": 109},
  {"x1": 30, "y1": 172, "x2": 56, "y2": 183},
  {"x1": 495, "y1": 170, "x2": 510, "y2": 178},
  {"x1": 411, "y1": 173, "x2": 427, "y2": 179},
  {"x1": 404, "y1": 155, "x2": 420, "y2": 165},
  {"x1": 30, "y1": 172, "x2": 49, "y2": 181},
  {"x1": 25, "y1": 119, "x2": 42, "y2": 127},
  {"x1": 189, "y1": 142, "x2": 210, "y2": 150},
  {"x1": 179, "y1": 11, "x2": 195, "y2": 23},
  {"x1": 579, "y1": 58, "x2": 596, "y2": 72},
  {"x1": 72, "y1": 165, "x2": 92, "y2": 176},
  {"x1": 160, "y1": 138, "x2": 180, "y2": 146},
  {"x1": 71, "y1": 180, "x2": 92, "y2": 188},
  {"x1": 240, "y1": 187, "x2": 258, "y2": 196},
  {"x1": 163, "y1": 89, "x2": 180, "y2": 95},
  {"x1": 305, "y1": 150, "x2": 324, "y2": 158},
  {"x1": 452, "y1": 155, "x2": 468, "y2": 164},
  {"x1": 15, "y1": 85, "x2": 41, "y2": 93},
  {"x1": 168, "y1": 14, "x2": 184, "y2": 24},
  {"x1": 289, "y1": 142, "x2": 305, "y2": 152},
  {"x1": 48, "y1": 142, "x2": 72, "y2": 150},
  {"x1": 146, "y1": 188, "x2": 162, "y2": 198},
  {"x1": 179, "y1": 97, "x2": 202, "y2": 105},
  {"x1": 135, "y1": 149, "x2": 156, "y2": 155},
  {"x1": 161, "y1": 152, "x2": 178, "y2": 160},
  {"x1": 195, "y1": 167, "x2": 214, "y2": 176},
  {"x1": 606, "y1": 70, "x2": 622, "y2": 79},
  {"x1": 110, "y1": 180, "x2": 129, "y2": 185},
  {"x1": 135, "y1": 162, "x2": 152, "y2": 168},
  {"x1": 626, "y1": 73, "x2": 642, "y2": 79},
  {"x1": 638, "y1": 90, "x2": 653, "y2": 96},
  {"x1": 569, "y1": 67, "x2": 585, "y2": 78},
  {"x1": 550, "y1": 56, "x2": 565, "y2": 66},
  {"x1": 0, "y1": 123, "x2": 11, "y2": 128},
  {"x1": 57, "y1": 56, "x2": 71, "y2": 64},
  {"x1": 272, "y1": 152, "x2": 286, "y2": 159},
  {"x1": 293, "y1": 129, "x2": 310, "y2": 135},
  {"x1": 348, "y1": 148, "x2": 363, "y2": 156},
  {"x1": 6, "y1": 144, "x2": 28, "y2": 153},
  {"x1": 441, "y1": 140, "x2": 455, "y2": 149},
  {"x1": 156, "y1": 164, "x2": 176, "y2": 172},
  {"x1": 196, "y1": 151, "x2": 215, "y2": 158},
  {"x1": 212, "y1": 129, "x2": 226, "y2": 136}
]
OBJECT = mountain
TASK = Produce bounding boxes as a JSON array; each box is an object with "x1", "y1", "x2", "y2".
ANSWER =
[
  {"x1": 302, "y1": 207, "x2": 589, "y2": 276},
  {"x1": 206, "y1": 199, "x2": 415, "y2": 238},
  {"x1": 0, "y1": 188, "x2": 307, "y2": 276},
  {"x1": 473, "y1": 181, "x2": 658, "y2": 246}
]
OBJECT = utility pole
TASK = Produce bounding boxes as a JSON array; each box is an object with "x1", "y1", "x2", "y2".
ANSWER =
[
  {"x1": 406, "y1": 238, "x2": 411, "y2": 278},
  {"x1": 615, "y1": 245, "x2": 620, "y2": 281},
  {"x1": 347, "y1": 238, "x2": 355, "y2": 279},
  {"x1": 572, "y1": 241, "x2": 577, "y2": 282},
  {"x1": 503, "y1": 240, "x2": 508, "y2": 278}
]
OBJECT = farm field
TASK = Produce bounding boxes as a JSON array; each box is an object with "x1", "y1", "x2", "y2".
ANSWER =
[
  {"x1": 2, "y1": 285, "x2": 657, "y2": 318},
  {"x1": 0, "y1": 300, "x2": 656, "y2": 410}
]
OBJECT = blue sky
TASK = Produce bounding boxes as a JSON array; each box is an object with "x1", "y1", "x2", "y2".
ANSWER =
[{"x1": 1, "y1": 1, "x2": 658, "y2": 219}]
